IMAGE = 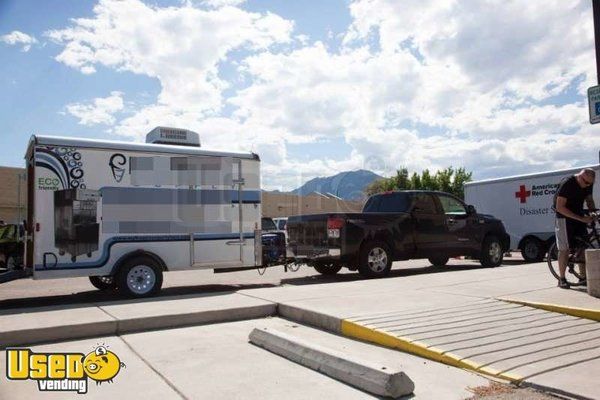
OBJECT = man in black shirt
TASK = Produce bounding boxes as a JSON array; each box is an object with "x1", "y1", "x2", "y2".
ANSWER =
[{"x1": 554, "y1": 168, "x2": 596, "y2": 288}]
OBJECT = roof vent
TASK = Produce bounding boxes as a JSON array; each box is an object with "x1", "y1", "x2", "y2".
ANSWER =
[{"x1": 145, "y1": 127, "x2": 200, "y2": 147}]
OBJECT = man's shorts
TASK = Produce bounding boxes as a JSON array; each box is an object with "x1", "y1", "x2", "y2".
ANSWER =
[{"x1": 555, "y1": 218, "x2": 587, "y2": 251}]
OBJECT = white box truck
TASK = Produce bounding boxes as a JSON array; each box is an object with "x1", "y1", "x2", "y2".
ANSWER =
[
  {"x1": 464, "y1": 164, "x2": 599, "y2": 262},
  {"x1": 2, "y1": 127, "x2": 270, "y2": 297}
]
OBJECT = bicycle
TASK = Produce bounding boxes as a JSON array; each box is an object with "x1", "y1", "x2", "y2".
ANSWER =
[{"x1": 547, "y1": 211, "x2": 600, "y2": 286}]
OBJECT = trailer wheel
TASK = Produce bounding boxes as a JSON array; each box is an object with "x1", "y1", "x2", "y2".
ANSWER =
[
  {"x1": 428, "y1": 256, "x2": 449, "y2": 267},
  {"x1": 313, "y1": 263, "x2": 342, "y2": 276},
  {"x1": 89, "y1": 276, "x2": 116, "y2": 291},
  {"x1": 520, "y1": 237, "x2": 545, "y2": 263},
  {"x1": 358, "y1": 241, "x2": 392, "y2": 278},
  {"x1": 480, "y1": 235, "x2": 504, "y2": 268},
  {"x1": 116, "y1": 256, "x2": 163, "y2": 297}
]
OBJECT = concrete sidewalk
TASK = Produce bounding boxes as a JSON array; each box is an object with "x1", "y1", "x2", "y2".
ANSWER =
[
  {"x1": 0, "y1": 318, "x2": 490, "y2": 399},
  {"x1": 237, "y1": 259, "x2": 600, "y2": 399},
  {"x1": 1, "y1": 258, "x2": 599, "y2": 398},
  {"x1": 0, "y1": 292, "x2": 276, "y2": 347}
]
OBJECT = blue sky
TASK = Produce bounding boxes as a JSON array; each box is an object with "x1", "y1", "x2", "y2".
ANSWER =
[{"x1": 1, "y1": 0, "x2": 599, "y2": 190}]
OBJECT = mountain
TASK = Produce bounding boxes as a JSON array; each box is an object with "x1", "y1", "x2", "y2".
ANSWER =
[{"x1": 291, "y1": 170, "x2": 384, "y2": 201}]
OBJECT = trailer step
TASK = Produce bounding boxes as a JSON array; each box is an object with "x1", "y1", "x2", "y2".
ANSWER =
[{"x1": 0, "y1": 269, "x2": 31, "y2": 284}]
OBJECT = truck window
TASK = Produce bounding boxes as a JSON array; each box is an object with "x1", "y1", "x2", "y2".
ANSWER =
[
  {"x1": 412, "y1": 193, "x2": 437, "y2": 214},
  {"x1": 261, "y1": 218, "x2": 277, "y2": 231},
  {"x1": 375, "y1": 193, "x2": 411, "y2": 213},
  {"x1": 438, "y1": 195, "x2": 467, "y2": 216},
  {"x1": 363, "y1": 195, "x2": 381, "y2": 212}
]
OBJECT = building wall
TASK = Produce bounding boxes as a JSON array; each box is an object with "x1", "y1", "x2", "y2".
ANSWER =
[
  {"x1": 0, "y1": 167, "x2": 26, "y2": 224},
  {"x1": 262, "y1": 192, "x2": 363, "y2": 218},
  {"x1": 0, "y1": 165, "x2": 363, "y2": 223}
]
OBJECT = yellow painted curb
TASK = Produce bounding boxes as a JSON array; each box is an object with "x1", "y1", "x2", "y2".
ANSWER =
[
  {"x1": 496, "y1": 298, "x2": 600, "y2": 322},
  {"x1": 340, "y1": 319, "x2": 523, "y2": 383}
]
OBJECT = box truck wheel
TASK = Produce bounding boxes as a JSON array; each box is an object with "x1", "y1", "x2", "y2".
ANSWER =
[
  {"x1": 89, "y1": 276, "x2": 116, "y2": 291},
  {"x1": 428, "y1": 256, "x2": 449, "y2": 267},
  {"x1": 480, "y1": 235, "x2": 503, "y2": 268},
  {"x1": 358, "y1": 241, "x2": 392, "y2": 278},
  {"x1": 520, "y1": 237, "x2": 545, "y2": 263},
  {"x1": 313, "y1": 262, "x2": 342, "y2": 275},
  {"x1": 116, "y1": 256, "x2": 163, "y2": 297}
]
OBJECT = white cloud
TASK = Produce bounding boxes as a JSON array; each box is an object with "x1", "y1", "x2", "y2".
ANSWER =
[
  {"x1": 228, "y1": 0, "x2": 600, "y2": 185},
  {"x1": 48, "y1": 0, "x2": 600, "y2": 190},
  {"x1": 201, "y1": 0, "x2": 246, "y2": 8},
  {"x1": 46, "y1": 0, "x2": 293, "y2": 121},
  {"x1": 0, "y1": 30, "x2": 38, "y2": 52},
  {"x1": 66, "y1": 91, "x2": 124, "y2": 126}
]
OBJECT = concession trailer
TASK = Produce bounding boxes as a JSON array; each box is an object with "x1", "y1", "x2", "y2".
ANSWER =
[{"x1": 0, "y1": 127, "x2": 288, "y2": 297}]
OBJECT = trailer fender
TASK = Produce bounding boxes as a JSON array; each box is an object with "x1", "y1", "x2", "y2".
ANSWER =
[{"x1": 110, "y1": 250, "x2": 168, "y2": 276}]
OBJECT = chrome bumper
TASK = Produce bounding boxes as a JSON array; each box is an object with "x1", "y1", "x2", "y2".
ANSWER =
[{"x1": 290, "y1": 248, "x2": 341, "y2": 259}]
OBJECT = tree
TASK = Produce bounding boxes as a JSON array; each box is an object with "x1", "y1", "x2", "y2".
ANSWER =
[{"x1": 365, "y1": 166, "x2": 472, "y2": 199}]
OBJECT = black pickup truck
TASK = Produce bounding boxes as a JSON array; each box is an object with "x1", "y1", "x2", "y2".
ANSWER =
[{"x1": 286, "y1": 190, "x2": 510, "y2": 278}]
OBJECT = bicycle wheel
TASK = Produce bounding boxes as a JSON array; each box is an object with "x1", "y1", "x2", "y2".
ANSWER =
[{"x1": 547, "y1": 242, "x2": 583, "y2": 285}]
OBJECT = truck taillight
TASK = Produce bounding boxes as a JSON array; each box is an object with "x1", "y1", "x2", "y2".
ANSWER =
[
  {"x1": 327, "y1": 216, "x2": 344, "y2": 239},
  {"x1": 327, "y1": 216, "x2": 344, "y2": 229}
]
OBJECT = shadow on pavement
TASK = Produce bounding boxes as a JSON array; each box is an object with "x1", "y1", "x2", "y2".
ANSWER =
[
  {"x1": 281, "y1": 262, "x2": 493, "y2": 286},
  {"x1": 0, "y1": 259, "x2": 524, "y2": 312},
  {"x1": 0, "y1": 282, "x2": 277, "y2": 313}
]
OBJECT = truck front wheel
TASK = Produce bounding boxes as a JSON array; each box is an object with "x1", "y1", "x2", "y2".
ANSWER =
[
  {"x1": 116, "y1": 256, "x2": 163, "y2": 297},
  {"x1": 359, "y1": 241, "x2": 392, "y2": 278},
  {"x1": 428, "y1": 256, "x2": 449, "y2": 267},
  {"x1": 313, "y1": 263, "x2": 342, "y2": 276},
  {"x1": 480, "y1": 235, "x2": 504, "y2": 268}
]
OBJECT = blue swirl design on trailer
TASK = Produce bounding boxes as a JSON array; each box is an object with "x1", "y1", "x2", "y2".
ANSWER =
[
  {"x1": 35, "y1": 232, "x2": 256, "y2": 271},
  {"x1": 35, "y1": 146, "x2": 85, "y2": 189}
]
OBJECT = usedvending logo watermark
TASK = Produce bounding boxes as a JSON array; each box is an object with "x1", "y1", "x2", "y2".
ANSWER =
[{"x1": 5, "y1": 344, "x2": 125, "y2": 394}]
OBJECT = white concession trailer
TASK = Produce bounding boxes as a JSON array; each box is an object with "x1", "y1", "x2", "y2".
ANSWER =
[
  {"x1": 464, "y1": 164, "x2": 599, "y2": 262},
  {"x1": 14, "y1": 127, "x2": 265, "y2": 296}
]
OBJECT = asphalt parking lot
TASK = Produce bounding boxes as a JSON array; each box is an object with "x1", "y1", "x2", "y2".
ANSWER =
[{"x1": 1, "y1": 256, "x2": 599, "y2": 399}]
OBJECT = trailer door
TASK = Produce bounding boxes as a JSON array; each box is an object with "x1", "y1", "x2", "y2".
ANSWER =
[
  {"x1": 25, "y1": 153, "x2": 35, "y2": 270},
  {"x1": 191, "y1": 157, "x2": 244, "y2": 268}
]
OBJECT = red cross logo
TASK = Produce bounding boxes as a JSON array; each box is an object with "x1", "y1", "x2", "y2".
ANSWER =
[{"x1": 515, "y1": 185, "x2": 530, "y2": 203}]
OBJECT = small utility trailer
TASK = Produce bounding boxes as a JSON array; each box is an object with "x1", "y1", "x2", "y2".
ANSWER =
[{"x1": 1, "y1": 127, "x2": 288, "y2": 297}]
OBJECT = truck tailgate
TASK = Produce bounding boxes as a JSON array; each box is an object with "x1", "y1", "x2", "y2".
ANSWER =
[{"x1": 286, "y1": 214, "x2": 329, "y2": 248}]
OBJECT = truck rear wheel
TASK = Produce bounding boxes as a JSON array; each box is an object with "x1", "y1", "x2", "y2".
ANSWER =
[
  {"x1": 520, "y1": 237, "x2": 545, "y2": 262},
  {"x1": 116, "y1": 256, "x2": 163, "y2": 297},
  {"x1": 359, "y1": 241, "x2": 392, "y2": 278},
  {"x1": 89, "y1": 276, "x2": 116, "y2": 291},
  {"x1": 313, "y1": 263, "x2": 342, "y2": 276},
  {"x1": 480, "y1": 235, "x2": 503, "y2": 268},
  {"x1": 428, "y1": 256, "x2": 449, "y2": 267}
]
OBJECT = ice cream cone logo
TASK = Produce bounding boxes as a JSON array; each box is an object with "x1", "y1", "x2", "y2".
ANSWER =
[{"x1": 109, "y1": 154, "x2": 126, "y2": 183}]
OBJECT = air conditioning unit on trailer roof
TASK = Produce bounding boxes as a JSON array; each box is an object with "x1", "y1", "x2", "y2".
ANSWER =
[{"x1": 145, "y1": 126, "x2": 201, "y2": 147}]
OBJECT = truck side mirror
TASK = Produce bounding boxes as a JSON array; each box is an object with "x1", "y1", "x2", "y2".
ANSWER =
[{"x1": 467, "y1": 205, "x2": 476, "y2": 215}]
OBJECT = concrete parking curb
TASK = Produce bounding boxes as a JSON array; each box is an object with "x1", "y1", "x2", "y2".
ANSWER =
[
  {"x1": 276, "y1": 303, "x2": 342, "y2": 333},
  {"x1": 249, "y1": 327, "x2": 415, "y2": 398},
  {"x1": 496, "y1": 298, "x2": 600, "y2": 322},
  {"x1": 0, "y1": 320, "x2": 118, "y2": 348},
  {"x1": 340, "y1": 319, "x2": 524, "y2": 384},
  {"x1": 0, "y1": 303, "x2": 276, "y2": 349},
  {"x1": 113, "y1": 303, "x2": 277, "y2": 334}
]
